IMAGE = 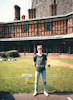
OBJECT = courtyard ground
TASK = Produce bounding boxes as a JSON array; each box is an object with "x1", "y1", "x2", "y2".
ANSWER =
[
  {"x1": 0, "y1": 92, "x2": 73, "y2": 100},
  {"x1": 0, "y1": 57, "x2": 73, "y2": 94}
]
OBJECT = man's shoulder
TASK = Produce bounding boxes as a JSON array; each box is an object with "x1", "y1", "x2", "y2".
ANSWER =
[
  {"x1": 33, "y1": 53, "x2": 38, "y2": 57},
  {"x1": 34, "y1": 53, "x2": 47, "y2": 57},
  {"x1": 43, "y1": 53, "x2": 47, "y2": 57},
  {"x1": 43, "y1": 54, "x2": 47, "y2": 60}
]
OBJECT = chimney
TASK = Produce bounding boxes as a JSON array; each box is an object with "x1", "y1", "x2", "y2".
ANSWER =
[
  {"x1": 28, "y1": 8, "x2": 36, "y2": 19},
  {"x1": 14, "y1": 5, "x2": 21, "y2": 20},
  {"x1": 30, "y1": 9, "x2": 33, "y2": 18},
  {"x1": 53, "y1": 3, "x2": 57, "y2": 15},
  {"x1": 50, "y1": 3, "x2": 57, "y2": 16},
  {"x1": 50, "y1": 4, "x2": 53, "y2": 16},
  {"x1": 28, "y1": 9, "x2": 30, "y2": 19},
  {"x1": 32, "y1": 8, "x2": 36, "y2": 18},
  {"x1": 22, "y1": 15, "x2": 25, "y2": 20}
]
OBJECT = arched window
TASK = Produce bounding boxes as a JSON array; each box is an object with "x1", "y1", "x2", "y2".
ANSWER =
[{"x1": 54, "y1": 0, "x2": 56, "y2": 3}]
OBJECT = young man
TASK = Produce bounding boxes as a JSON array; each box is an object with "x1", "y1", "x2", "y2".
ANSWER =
[{"x1": 33, "y1": 45, "x2": 49, "y2": 96}]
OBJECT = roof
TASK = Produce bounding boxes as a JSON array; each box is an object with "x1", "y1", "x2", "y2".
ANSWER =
[
  {"x1": 0, "y1": 22, "x2": 5, "y2": 24},
  {"x1": 0, "y1": 12, "x2": 73, "y2": 24},
  {"x1": 0, "y1": 33, "x2": 73, "y2": 42}
]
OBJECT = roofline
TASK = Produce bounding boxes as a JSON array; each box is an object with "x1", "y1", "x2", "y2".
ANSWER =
[
  {"x1": 0, "y1": 11, "x2": 73, "y2": 24},
  {"x1": 0, "y1": 33, "x2": 73, "y2": 42},
  {"x1": 0, "y1": 22, "x2": 5, "y2": 24}
]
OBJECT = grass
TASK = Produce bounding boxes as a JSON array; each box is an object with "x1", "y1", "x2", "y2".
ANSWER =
[
  {"x1": 0, "y1": 57, "x2": 73, "y2": 93},
  {"x1": 52, "y1": 57, "x2": 73, "y2": 64}
]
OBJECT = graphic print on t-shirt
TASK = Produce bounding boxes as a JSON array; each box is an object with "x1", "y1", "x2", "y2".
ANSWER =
[{"x1": 37, "y1": 57, "x2": 43, "y2": 65}]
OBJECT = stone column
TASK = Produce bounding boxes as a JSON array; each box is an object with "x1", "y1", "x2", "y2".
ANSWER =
[
  {"x1": 46, "y1": 48, "x2": 48, "y2": 57},
  {"x1": 34, "y1": 43, "x2": 36, "y2": 55},
  {"x1": 68, "y1": 42, "x2": 71, "y2": 54}
]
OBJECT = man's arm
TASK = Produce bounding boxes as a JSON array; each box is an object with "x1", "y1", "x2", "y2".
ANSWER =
[
  {"x1": 33, "y1": 61, "x2": 36, "y2": 67},
  {"x1": 33, "y1": 55, "x2": 37, "y2": 67},
  {"x1": 45, "y1": 60, "x2": 47, "y2": 67}
]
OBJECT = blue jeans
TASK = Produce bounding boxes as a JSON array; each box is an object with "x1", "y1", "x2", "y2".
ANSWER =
[{"x1": 34, "y1": 70, "x2": 47, "y2": 92}]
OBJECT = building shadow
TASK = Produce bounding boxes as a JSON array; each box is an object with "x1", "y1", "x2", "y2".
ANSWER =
[
  {"x1": 50, "y1": 91, "x2": 73, "y2": 95},
  {"x1": 37, "y1": 90, "x2": 73, "y2": 96},
  {"x1": 0, "y1": 91, "x2": 15, "y2": 100}
]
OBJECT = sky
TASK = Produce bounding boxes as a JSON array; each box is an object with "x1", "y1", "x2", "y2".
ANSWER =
[{"x1": 0, "y1": 0, "x2": 32, "y2": 22}]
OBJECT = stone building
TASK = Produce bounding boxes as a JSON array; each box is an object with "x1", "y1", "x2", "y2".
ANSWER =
[
  {"x1": 0, "y1": 1, "x2": 73, "y2": 55},
  {"x1": 32, "y1": 0, "x2": 73, "y2": 18}
]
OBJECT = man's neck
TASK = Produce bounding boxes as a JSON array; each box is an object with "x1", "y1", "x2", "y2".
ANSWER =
[{"x1": 38, "y1": 52, "x2": 43, "y2": 56}]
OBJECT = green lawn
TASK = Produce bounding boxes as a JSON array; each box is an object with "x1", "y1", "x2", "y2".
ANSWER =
[{"x1": 0, "y1": 57, "x2": 73, "y2": 93}]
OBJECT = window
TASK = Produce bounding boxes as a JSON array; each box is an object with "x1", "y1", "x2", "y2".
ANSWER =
[
  {"x1": 16, "y1": 26, "x2": 21, "y2": 33},
  {"x1": 45, "y1": 22, "x2": 52, "y2": 31},
  {"x1": 9, "y1": 26, "x2": 14, "y2": 33},
  {"x1": 22, "y1": 25, "x2": 28, "y2": 33},
  {"x1": 54, "y1": 0, "x2": 56, "y2": 3}
]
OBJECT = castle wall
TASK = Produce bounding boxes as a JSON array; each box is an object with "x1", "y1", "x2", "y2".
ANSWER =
[
  {"x1": 32, "y1": 0, "x2": 73, "y2": 18},
  {"x1": 32, "y1": 0, "x2": 53, "y2": 18},
  {"x1": 57, "y1": 0, "x2": 72, "y2": 15}
]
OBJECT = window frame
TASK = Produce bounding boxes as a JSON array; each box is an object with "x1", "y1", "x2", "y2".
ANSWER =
[
  {"x1": 45, "y1": 22, "x2": 53, "y2": 31},
  {"x1": 22, "y1": 25, "x2": 28, "y2": 33},
  {"x1": 9, "y1": 26, "x2": 14, "y2": 34}
]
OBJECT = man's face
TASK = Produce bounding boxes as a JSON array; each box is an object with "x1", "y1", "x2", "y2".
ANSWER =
[{"x1": 37, "y1": 47, "x2": 42, "y2": 53}]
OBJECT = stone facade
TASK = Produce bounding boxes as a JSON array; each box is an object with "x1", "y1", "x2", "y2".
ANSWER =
[
  {"x1": 32, "y1": 0, "x2": 73, "y2": 18},
  {"x1": 32, "y1": 0, "x2": 53, "y2": 18},
  {"x1": 57, "y1": 0, "x2": 72, "y2": 15}
]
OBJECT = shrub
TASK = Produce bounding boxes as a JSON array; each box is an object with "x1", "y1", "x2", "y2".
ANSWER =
[
  {"x1": 0, "y1": 52, "x2": 7, "y2": 58},
  {"x1": 6, "y1": 50, "x2": 20, "y2": 57}
]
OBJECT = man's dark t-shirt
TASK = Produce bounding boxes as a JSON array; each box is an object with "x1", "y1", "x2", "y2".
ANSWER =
[{"x1": 33, "y1": 53, "x2": 47, "y2": 72}]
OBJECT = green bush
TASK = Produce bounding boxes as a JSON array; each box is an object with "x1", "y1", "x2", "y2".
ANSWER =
[
  {"x1": 0, "y1": 52, "x2": 7, "y2": 58},
  {"x1": 6, "y1": 50, "x2": 20, "y2": 57}
]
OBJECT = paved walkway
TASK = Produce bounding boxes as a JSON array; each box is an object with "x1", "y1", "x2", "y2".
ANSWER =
[{"x1": 0, "y1": 92, "x2": 73, "y2": 100}]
